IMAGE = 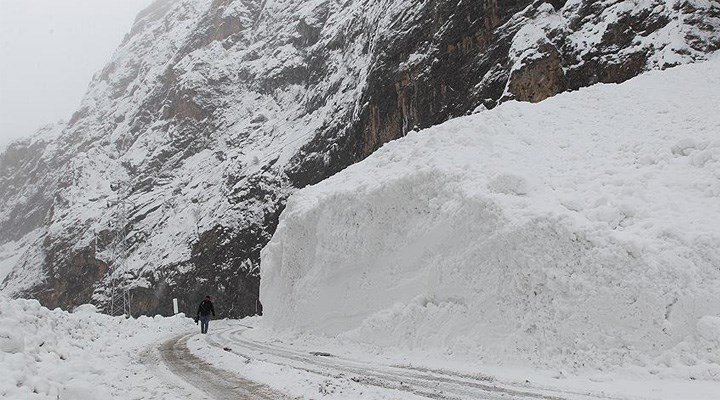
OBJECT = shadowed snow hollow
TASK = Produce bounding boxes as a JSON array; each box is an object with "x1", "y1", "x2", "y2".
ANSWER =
[{"x1": 260, "y1": 56, "x2": 720, "y2": 370}]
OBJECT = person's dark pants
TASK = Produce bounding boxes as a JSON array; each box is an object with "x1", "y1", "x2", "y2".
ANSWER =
[{"x1": 200, "y1": 315, "x2": 210, "y2": 334}]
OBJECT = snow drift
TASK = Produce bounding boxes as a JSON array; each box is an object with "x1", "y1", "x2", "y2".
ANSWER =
[
  {"x1": 260, "y1": 56, "x2": 720, "y2": 371},
  {"x1": 0, "y1": 296, "x2": 192, "y2": 399}
]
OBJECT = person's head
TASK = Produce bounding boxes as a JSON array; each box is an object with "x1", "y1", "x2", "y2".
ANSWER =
[{"x1": 205, "y1": 296, "x2": 211, "y2": 300}]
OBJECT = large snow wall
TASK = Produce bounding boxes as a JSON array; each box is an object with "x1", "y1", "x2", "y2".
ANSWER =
[{"x1": 260, "y1": 56, "x2": 720, "y2": 369}]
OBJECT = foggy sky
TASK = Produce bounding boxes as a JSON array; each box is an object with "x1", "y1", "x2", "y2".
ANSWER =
[{"x1": 0, "y1": 0, "x2": 153, "y2": 147}]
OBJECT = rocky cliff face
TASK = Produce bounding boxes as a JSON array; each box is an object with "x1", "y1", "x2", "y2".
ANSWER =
[{"x1": 1, "y1": 0, "x2": 718, "y2": 317}]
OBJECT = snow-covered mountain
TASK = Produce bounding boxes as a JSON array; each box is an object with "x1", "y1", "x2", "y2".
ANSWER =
[{"x1": 1, "y1": 0, "x2": 718, "y2": 316}]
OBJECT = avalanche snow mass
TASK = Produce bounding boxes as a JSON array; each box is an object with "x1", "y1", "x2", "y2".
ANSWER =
[{"x1": 260, "y1": 54, "x2": 720, "y2": 374}]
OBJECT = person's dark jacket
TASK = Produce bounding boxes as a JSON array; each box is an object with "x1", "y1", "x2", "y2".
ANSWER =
[{"x1": 197, "y1": 299, "x2": 215, "y2": 317}]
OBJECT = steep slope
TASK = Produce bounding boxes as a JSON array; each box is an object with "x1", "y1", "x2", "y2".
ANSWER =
[
  {"x1": 1, "y1": 0, "x2": 719, "y2": 316},
  {"x1": 260, "y1": 56, "x2": 720, "y2": 373}
]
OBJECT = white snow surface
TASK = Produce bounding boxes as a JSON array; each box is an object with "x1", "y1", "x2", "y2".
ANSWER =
[
  {"x1": 260, "y1": 55, "x2": 720, "y2": 375},
  {"x1": 2, "y1": 296, "x2": 719, "y2": 400},
  {"x1": 0, "y1": 295, "x2": 195, "y2": 400}
]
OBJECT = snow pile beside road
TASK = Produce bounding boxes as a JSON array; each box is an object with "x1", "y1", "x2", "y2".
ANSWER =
[
  {"x1": 260, "y1": 56, "x2": 720, "y2": 374},
  {"x1": 0, "y1": 296, "x2": 193, "y2": 399}
]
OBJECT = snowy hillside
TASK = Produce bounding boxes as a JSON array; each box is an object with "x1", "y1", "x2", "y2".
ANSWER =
[
  {"x1": 1, "y1": 0, "x2": 719, "y2": 317},
  {"x1": 260, "y1": 55, "x2": 720, "y2": 374}
]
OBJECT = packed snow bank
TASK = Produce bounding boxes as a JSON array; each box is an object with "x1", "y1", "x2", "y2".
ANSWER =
[
  {"x1": 260, "y1": 56, "x2": 720, "y2": 373},
  {"x1": 0, "y1": 296, "x2": 194, "y2": 399}
]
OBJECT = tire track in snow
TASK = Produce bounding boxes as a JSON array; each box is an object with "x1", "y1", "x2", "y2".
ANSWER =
[
  {"x1": 159, "y1": 333, "x2": 289, "y2": 400},
  {"x1": 207, "y1": 327, "x2": 613, "y2": 400}
]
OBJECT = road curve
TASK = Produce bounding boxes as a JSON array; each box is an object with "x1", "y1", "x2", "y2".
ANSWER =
[
  {"x1": 203, "y1": 326, "x2": 612, "y2": 400},
  {"x1": 159, "y1": 333, "x2": 289, "y2": 400}
]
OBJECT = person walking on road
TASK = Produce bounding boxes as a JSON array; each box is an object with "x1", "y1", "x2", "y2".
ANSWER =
[{"x1": 196, "y1": 296, "x2": 216, "y2": 334}]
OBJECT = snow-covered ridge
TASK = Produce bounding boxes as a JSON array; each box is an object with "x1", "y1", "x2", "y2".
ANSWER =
[{"x1": 260, "y1": 55, "x2": 720, "y2": 373}]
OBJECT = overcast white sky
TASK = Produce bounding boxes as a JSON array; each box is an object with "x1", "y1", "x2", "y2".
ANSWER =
[{"x1": 0, "y1": 0, "x2": 154, "y2": 147}]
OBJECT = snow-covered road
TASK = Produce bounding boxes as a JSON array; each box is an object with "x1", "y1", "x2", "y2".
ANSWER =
[
  {"x1": 159, "y1": 332, "x2": 289, "y2": 399},
  {"x1": 4, "y1": 296, "x2": 716, "y2": 399},
  {"x1": 167, "y1": 324, "x2": 608, "y2": 400}
]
